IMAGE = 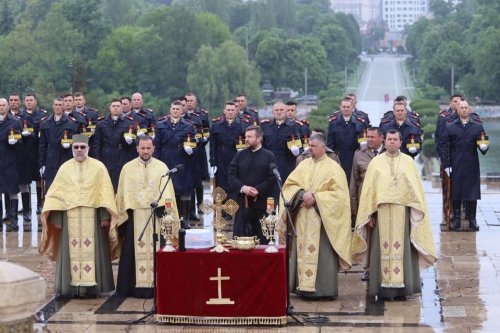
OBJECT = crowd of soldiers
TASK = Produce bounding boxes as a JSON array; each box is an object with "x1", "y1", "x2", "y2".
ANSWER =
[{"x1": 0, "y1": 90, "x2": 486, "y2": 236}]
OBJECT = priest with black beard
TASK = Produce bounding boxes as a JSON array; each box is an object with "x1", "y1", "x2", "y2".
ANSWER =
[{"x1": 228, "y1": 125, "x2": 276, "y2": 244}]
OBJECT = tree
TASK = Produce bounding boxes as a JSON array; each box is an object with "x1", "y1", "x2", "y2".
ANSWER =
[
  {"x1": 0, "y1": 1, "x2": 14, "y2": 35},
  {"x1": 187, "y1": 40, "x2": 262, "y2": 110}
]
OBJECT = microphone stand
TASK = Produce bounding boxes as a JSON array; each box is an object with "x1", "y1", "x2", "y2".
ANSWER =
[
  {"x1": 133, "y1": 174, "x2": 172, "y2": 324},
  {"x1": 274, "y1": 172, "x2": 303, "y2": 325}
]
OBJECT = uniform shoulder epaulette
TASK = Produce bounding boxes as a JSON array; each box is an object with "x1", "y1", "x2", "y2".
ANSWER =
[
  {"x1": 329, "y1": 114, "x2": 337, "y2": 121},
  {"x1": 67, "y1": 115, "x2": 76, "y2": 121},
  {"x1": 125, "y1": 115, "x2": 135, "y2": 121},
  {"x1": 381, "y1": 118, "x2": 391, "y2": 124},
  {"x1": 301, "y1": 118, "x2": 310, "y2": 125},
  {"x1": 356, "y1": 116, "x2": 365, "y2": 123},
  {"x1": 260, "y1": 119, "x2": 270, "y2": 124},
  {"x1": 97, "y1": 116, "x2": 105, "y2": 121},
  {"x1": 135, "y1": 111, "x2": 145, "y2": 117},
  {"x1": 190, "y1": 112, "x2": 200, "y2": 118},
  {"x1": 39, "y1": 108, "x2": 48, "y2": 113},
  {"x1": 471, "y1": 113, "x2": 482, "y2": 122},
  {"x1": 439, "y1": 111, "x2": 450, "y2": 117},
  {"x1": 158, "y1": 115, "x2": 169, "y2": 122},
  {"x1": 294, "y1": 119, "x2": 304, "y2": 126},
  {"x1": 183, "y1": 117, "x2": 195, "y2": 125},
  {"x1": 199, "y1": 108, "x2": 208, "y2": 114},
  {"x1": 40, "y1": 115, "x2": 48, "y2": 122},
  {"x1": 212, "y1": 115, "x2": 223, "y2": 122},
  {"x1": 241, "y1": 117, "x2": 250, "y2": 124},
  {"x1": 383, "y1": 110, "x2": 393, "y2": 116},
  {"x1": 438, "y1": 108, "x2": 449, "y2": 115},
  {"x1": 248, "y1": 108, "x2": 258, "y2": 114}
]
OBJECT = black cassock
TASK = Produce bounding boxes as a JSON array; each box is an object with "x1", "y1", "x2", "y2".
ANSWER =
[{"x1": 228, "y1": 147, "x2": 276, "y2": 244}]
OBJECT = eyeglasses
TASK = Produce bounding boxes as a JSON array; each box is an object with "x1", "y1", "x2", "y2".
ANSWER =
[{"x1": 72, "y1": 145, "x2": 87, "y2": 150}]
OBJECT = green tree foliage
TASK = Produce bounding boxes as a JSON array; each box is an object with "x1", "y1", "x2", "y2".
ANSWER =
[
  {"x1": 406, "y1": 1, "x2": 500, "y2": 100},
  {"x1": 0, "y1": 2, "x2": 14, "y2": 35},
  {"x1": 187, "y1": 40, "x2": 263, "y2": 112}
]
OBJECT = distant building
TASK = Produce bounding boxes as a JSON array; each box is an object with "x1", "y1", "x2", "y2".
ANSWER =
[
  {"x1": 331, "y1": 0, "x2": 381, "y2": 24},
  {"x1": 382, "y1": 0, "x2": 429, "y2": 32}
]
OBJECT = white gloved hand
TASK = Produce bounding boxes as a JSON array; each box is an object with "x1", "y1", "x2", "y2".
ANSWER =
[
  {"x1": 360, "y1": 141, "x2": 368, "y2": 147},
  {"x1": 445, "y1": 167, "x2": 452, "y2": 177},
  {"x1": 8, "y1": 138, "x2": 17, "y2": 145},
  {"x1": 290, "y1": 145, "x2": 300, "y2": 157},
  {"x1": 137, "y1": 131, "x2": 145, "y2": 138},
  {"x1": 22, "y1": 130, "x2": 31, "y2": 137},
  {"x1": 124, "y1": 135, "x2": 134, "y2": 145},
  {"x1": 408, "y1": 146, "x2": 418, "y2": 154},
  {"x1": 212, "y1": 166, "x2": 217, "y2": 175},
  {"x1": 479, "y1": 143, "x2": 488, "y2": 151},
  {"x1": 184, "y1": 146, "x2": 193, "y2": 155},
  {"x1": 62, "y1": 142, "x2": 70, "y2": 149},
  {"x1": 39, "y1": 166, "x2": 46, "y2": 177}
]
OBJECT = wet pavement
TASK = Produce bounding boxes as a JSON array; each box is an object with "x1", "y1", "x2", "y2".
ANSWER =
[{"x1": 1, "y1": 181, "x2": 500, "y2": 333}]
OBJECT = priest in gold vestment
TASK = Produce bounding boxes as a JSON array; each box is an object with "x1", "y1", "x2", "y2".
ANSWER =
[
  {"x1": 39, "y1": 134, "x2": 118, "y2": 297},
  {"x1": 352, "y1": 129, "x2": 437, "y2": 300},
  {"x1": 114, "y1": 136, "x2": 179, "y2": 298},
  {"x1": 280, "y1": 134, "x2": 352, "y2": 299}
]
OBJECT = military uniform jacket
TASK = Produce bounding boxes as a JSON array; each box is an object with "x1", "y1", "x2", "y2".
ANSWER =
[
  {"x1": 381, "y1": 118, "x2": 423, "y2": 158},
  {"x1": 239, "y1": 107, "x2": 259, "y2": 125},
  {"x1": 17, "y1": 109, "x2": 45, "y2": 183},
  {"x1": 327, "y1": 113, "x2": 367, "y2": 181},
  {"x1": 209, "y1": 116, "x2": 249, "y2": 191},
  {"x1": 349, "y1": 146, "x2": 384, "y2": 215},
  {"x1": 354, "y1": 108, "x2": 371, "y2": 127},
  {"x1": 0, "y1": 114, "x2": 22, "y2": 193},
  {"x1": 261, "y1": 118, "x2": 301, "y2": 182},
  {"x1": 154, "y1": 116, "x2": 197, "y2": 196},
  {"x1": 438, "y1": 117, "x2": 488, "y2": 201},
  {"x1": 93, "y1": 115, "x2": 138, "y2": 191},
  {"x1": 130, "y1": 107, "x2": 156, "y2": 133},
  {"x1": 38, "y1": 114, "x2": 79, "y2": 190}
]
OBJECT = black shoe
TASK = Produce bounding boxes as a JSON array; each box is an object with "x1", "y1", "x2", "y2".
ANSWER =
[
  {"x1": 36, "y1": 205, "x2": 42, "y2": 214},
  {"x1": 361, "y1": 272, "x2": 369, "y2": 281}
]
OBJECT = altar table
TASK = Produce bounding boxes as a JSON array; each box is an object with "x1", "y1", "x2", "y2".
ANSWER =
[{"x1": 156, "y1": 246, "x2": 287, "y2": 325}]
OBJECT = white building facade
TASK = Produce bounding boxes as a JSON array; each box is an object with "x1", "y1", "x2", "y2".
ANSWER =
[{"x1": 382, "y1": 0, "x2": 429, "y2": 32}]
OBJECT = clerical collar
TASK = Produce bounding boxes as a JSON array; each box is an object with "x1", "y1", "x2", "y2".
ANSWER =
[
  {"x1": 138, "y1": 157, "x2": 153, "y2": 165},
  {"x1": 313, "y1": 154, "x2": 326, "y2": 162},
  {"x1": 386, "y1": 150, "x2": 400, "y2": 158},
  {"x1": 251, "y1": 145, "x2": 262, "y2": 152}
]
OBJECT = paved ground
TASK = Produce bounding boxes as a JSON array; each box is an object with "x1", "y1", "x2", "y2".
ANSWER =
[{"x1": 2, "y1": 180, "x2": 500, "y2": 332}]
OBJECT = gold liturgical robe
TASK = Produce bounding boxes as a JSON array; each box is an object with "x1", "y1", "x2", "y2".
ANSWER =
[
  {"x1": 352, "y1": 152, "x2": 437, "y2": 288},
  {"x1": 39, "y1": 157, "x2": 118, "y2": 286},
  {"x1": 114, "y1": 157, "x2": 179, "y2": 288},
  {"x1": 280, "y1": 156, "x2": 352, "y2": 292}
]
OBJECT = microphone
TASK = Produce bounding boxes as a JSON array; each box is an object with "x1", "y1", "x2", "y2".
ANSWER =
[
  {"x1": 162, "y1": 164, "x2": 184, "y2": 177},
  {"x1": 270, "y1": 163, "x2": 282, "y2": 183}
]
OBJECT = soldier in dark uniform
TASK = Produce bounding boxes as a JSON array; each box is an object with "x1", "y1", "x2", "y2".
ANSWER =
[
  {"x1": 327, "y1": 98, "x2": 368, "y2": 183},
  {"x1": 131, "y1": 92, "x2": 156, "y2": 138},
  {"x1": 185, "y1": 93, "x2": 210, "y2": 219},
  {"x1": 93, "y1": 98, "x2": 137, "y2": 192},
  {"x1": 38, "y1": 98, "x2": 79, "y2": 192},
  {"x1": 236, "y1": 94, "x2": 259, "y2": 125},
  {"x1": 22, "y1": 93, "x2": 47, "y2": 215},
  {"x1": 2, "y1": 93, "x2": 22, "y2": 223},
  {"x1": 210, "y1": 101, "x2": 250, "y2": 194},
  {"x1": 228, "y1": 126, "x2": 276, "y2": 244},
  {"x1": 381, "y1": 95, "x2": 421, "y2": 126},
  {"x1": 260, "y1": 101, "x2": 302, "y2": 200},
  {"x1": 74, "y1": 92, "x2": 98, "y2": 152},
  {"x1": 439, "y1": 100, "x2": 488, "y2": 231},
  {"x1": 14, "y1": 94, "x2": 46, "y2": 228},
  {"x1": 380, "y1": 102, "x2": 423, "y2": 158},
  {"x1": 346, "y1": 93, "x2": 371, "y2": 127},
  {"x1": 0, "y1": 98, "x2": 22, "y2": 232},
  {"x1": 285, "y1": 101, "x2": 310, "y2": 139},
  {"x1": 154, "y1": 101, "x2": 197, "y2": 229}
]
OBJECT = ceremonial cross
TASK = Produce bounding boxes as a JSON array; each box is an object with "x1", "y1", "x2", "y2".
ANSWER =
[
  {"x1": 199, "y1": 187, "x2": 239, "y2": 253},
  {"x1": 199, "y1": 187, "x2": 239, "y2": 230},
  {"x1": 206, "y1": 267, "x2": 234, "y2": 305}
]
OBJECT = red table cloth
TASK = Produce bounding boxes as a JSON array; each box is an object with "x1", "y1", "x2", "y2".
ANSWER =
[{"x1": 156, "y1": 245, "x2": 287, "y2": 325}]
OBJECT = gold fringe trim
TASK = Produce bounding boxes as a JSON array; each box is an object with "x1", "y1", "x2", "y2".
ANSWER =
[
  {"x1": 155, "y1": 314, "x2": 286, "y2": 326},
  {"x1": 381, "y1": 282, "x2": 405, "y2": 288}
]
